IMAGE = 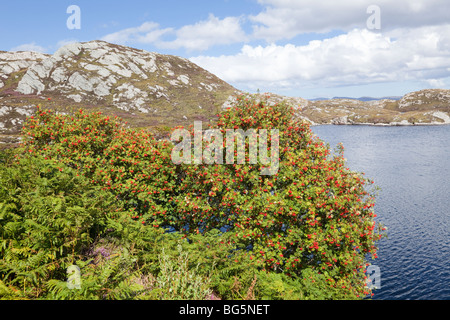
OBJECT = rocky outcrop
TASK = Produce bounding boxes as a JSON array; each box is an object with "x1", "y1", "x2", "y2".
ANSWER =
[
  {"x1": 0, "y1": 40, "x2": 238, "y2": 144},
  {"x1": 249, "y1": 90, "x2": 450, "y2": 126},
  {"x1": 0, "y1": 51, "x2": 48, "y2": 90},
  {"x1": 14, "y1": 41, "x2": 236, "y2": 114},
  {"x1": 398, "y1": 89, "x2": 450, "y2": 111},
  {"x1": 297, "y1": 90, "x2": 450, "y2": 126}
]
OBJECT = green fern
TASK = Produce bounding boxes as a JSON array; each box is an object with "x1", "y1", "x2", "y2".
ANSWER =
[{"x1": 0, "y1": 154, "x2": 124, "y2": 299}]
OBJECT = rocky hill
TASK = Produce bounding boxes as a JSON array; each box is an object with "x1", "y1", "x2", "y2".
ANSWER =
[
  {"x1": 300, "y1": 89, "x2": 450, "y2": 126},
  {"x1": 0, "y1": 40, "x2": 238, "y2": 145},
  {"x1": 245, "y1": 89, "x2": 450, "y2": 126},
  {"x1": 1, "y1": 40, "x2": 449, "y2": 146}
]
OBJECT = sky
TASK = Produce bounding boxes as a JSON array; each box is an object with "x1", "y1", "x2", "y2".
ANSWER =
[{"x1": 2, "y1": 0, "x2": 450, "y2": 99}]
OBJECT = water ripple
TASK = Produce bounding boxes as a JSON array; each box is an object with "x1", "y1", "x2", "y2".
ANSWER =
[{"x1": 312, "y1": 125, "x2": 450, "y2": 300}]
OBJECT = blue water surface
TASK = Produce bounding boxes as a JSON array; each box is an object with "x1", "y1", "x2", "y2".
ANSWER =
[{"x1": 311, "y1": 125, "x2": 450, "y2": 300}]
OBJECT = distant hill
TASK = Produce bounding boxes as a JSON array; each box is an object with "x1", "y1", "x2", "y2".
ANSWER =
[
  {"x1": 0, "y1": 40, "x2": 238, "y2": 144},
  {"x1": 244, "y1": 89, "x2": 450, "y2": 126},
  {"x1": 309, "y1": 96, "x2": 402, "y2": 102},
  {"x1": 300, "y1": 89, "x2": 450, "y2": 125}
]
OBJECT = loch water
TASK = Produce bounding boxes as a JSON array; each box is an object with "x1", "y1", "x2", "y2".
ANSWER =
[{"x1": 311, "y1": 124, "x2": 450, "y2": 300}]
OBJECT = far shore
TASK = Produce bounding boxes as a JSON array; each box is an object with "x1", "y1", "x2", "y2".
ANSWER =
[{"x1": 309, "y1": 121, "x2": 450, "y2": 127}]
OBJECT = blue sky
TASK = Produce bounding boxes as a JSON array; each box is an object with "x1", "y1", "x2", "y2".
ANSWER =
[{"x1": 2, "y1": 0, "x2": 450, "y2": 99}]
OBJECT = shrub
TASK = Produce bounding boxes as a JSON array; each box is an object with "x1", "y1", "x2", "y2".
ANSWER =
[
  {"x1": 166, "y1": 94, "x2": 384, "y2": 298},
  {"x1": 2, "y1": 93, "x2": 385, "y2": 299}
]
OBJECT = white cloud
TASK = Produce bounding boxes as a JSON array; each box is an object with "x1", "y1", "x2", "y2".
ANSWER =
[
  {"x1": 190, "y1": 25, "x2": 450, "y2": 93},
  {"x1": 425, "y1": 78, "x2": 446, "y2": 88},
  {"x1": 96, "y1": 1, "x2": 450, "y2": 96},
  {"x1": 101, "y1": 14, "x2": 247, "y2": 52},
  {"x1": 250, "y1": 0, "x2": 450, "y2": 42},
  {"x1": 101, "y1": 22, "x2": 173, "y2": 45},
  {"x1": 101, "y1": 0, "x2": 450, "y2": 52},
  {"x1": 10, "y1": 42, "x2": 47, "y2": 53},
  {"x1": 158, "y1": 14, "x2": 248, "y2": 51},
  {"x1": 56, "y1": 39, "x2": 79, "y2": 48}
]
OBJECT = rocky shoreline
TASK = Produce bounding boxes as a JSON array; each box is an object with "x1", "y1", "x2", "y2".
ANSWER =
[{"x1": 310, "y1": 121, "x2": 450, "y2": 127}]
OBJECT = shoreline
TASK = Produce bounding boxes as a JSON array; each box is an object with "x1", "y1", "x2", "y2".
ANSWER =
[{"x1": 309, "y1": 121, "x2": 450, "y2": 127}]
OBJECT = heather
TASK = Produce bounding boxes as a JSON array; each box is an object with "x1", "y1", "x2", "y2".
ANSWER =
[{"x1": 0, "y1": 94, "x2": 384, "y2": 300}]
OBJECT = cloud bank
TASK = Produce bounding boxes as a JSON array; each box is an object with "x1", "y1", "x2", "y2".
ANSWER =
[
  {"x1": 190, "y1": 25, "x2": 450, "y2": 93},
  {"x1": 99, "y1": 0, "x2": 450, "y2": 95}
]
